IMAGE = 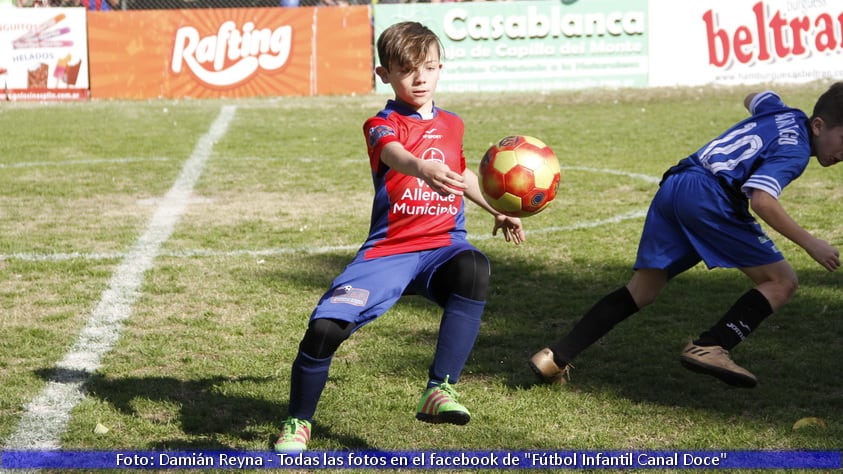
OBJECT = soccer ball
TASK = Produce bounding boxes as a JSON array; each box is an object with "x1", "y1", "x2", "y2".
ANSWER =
[{"x1": 478, "y1": 135, "x2": 561, "y2": 217}]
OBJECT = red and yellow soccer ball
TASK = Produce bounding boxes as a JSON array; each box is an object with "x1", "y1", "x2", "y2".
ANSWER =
[{"x1": 479, "y1": 135, "x2": 561, "y2": 217}]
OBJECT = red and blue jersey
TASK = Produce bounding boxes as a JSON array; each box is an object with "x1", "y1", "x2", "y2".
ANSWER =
[{"x1": 361, "y1": 100, "x2": 467, "y2": 259}]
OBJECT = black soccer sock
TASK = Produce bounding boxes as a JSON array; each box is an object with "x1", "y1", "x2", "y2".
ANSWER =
[
  {"x1": 549, "y1": 286, "x2": 639, "y2": 366},
  {"x1": 695, "y1": 288, "x2": 773, "y2": 350}
]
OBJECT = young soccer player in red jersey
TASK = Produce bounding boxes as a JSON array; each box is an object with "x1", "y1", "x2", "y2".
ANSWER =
[{"x1": 274, "y1": 21, "x2": 526, "y2": 452}]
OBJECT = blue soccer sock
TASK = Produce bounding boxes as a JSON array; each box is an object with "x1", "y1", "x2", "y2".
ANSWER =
[
  {"x1": 288, "y1": 350, "x2": 333, "y2": 421},
  {"x1": 428, "y1": 294, "x2": 485, "y2": 387}
]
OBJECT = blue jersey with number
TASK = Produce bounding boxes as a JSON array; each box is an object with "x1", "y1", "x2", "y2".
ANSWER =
[
  {"x1": 687, "y1": 91, "x2": 810, "y2": 200},
  {"x1": 634, "y1": 91, "x2": 811, "y2": 275}
]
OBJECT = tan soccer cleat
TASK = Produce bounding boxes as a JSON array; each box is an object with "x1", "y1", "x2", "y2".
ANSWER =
[
  {"x1": 680, "y1": 342, "x2": 757, "y2": 388},
  {"x1": 528, "y1": 347, "x2": 573, "y2": 385}
]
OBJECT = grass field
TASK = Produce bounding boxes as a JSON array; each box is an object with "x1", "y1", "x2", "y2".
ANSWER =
[{"x1": 1, "y1": 83, "x2": 842, "y2": 472}]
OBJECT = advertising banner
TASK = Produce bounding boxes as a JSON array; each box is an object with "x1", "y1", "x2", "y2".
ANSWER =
[
  {"x1": 0, "y1": 8, "x2": 89, "y2": 101},
  {"x1": 649, "y1": 0, "x2": 843, "y2": 87},
  {"x1": 86, "y1": 6, "x2": 372, "y2": 99},
  {"x1": 373, "y1": 0, "x2": 649, "y2": 93}
]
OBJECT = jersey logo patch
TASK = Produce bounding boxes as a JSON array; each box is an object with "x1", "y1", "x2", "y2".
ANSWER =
[
  {"x1": 423, "y1": 128, "x2": 442, "y2": 139},
  {"x1": 368, "y1": 125, "x2": 395, "y2": 148},
  {"x1": 416, "y1": 147, "x2": 445, "y2": 186},
  {"x1": 329, "y1": 285, "x2": 370, "y2": 306}
]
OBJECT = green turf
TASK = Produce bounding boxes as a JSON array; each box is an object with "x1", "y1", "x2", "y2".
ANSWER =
[{"x1": 1, "y1": 84, "x2": 841, "y2": 473}]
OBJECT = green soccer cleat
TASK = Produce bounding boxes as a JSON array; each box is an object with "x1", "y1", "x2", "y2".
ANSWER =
[
  {"x1": 415, "y1": 375, "x2": 471, "y2": 425},
  {"x1": 273, "y1": 417, "x2": 311, "y2": 453}
]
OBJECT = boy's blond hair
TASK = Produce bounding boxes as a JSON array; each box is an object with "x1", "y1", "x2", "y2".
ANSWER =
[{"x1": 377, "y1": 22, "x2": 443, "y2": 72}]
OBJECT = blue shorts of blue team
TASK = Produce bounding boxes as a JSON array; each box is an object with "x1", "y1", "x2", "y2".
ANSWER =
[
  {"x1": 310, "y1": 239, "x2": 483, "y2": 328},
  {"x1": 635, "y1": 166, "x2": 784, "y2": 279}
]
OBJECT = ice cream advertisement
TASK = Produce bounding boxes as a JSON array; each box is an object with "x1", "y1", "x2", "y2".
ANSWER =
[{"x1": 1, "y1": 8, "x2": 89, "y2": 101}]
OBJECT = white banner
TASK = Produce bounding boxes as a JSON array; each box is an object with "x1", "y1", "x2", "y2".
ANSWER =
[
  {"x1": 649, "y1": 0, "x2": 843, "y2": 87},
  {"x1": 1, "y1": 7, "x2": 89, "y2": 101}
]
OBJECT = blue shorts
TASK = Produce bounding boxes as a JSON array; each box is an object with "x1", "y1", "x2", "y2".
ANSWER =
[
  {"x1": 310, "y1": 240, "x2": 482, "y2": 327},
  {"x1": 634, "y1": 168, "x2": 783, "y2": 278}
]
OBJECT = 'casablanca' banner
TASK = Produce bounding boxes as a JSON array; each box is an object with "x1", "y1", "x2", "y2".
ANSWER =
[{"x1": 373, "y1": 0, "x2": 649, "y2": 93}]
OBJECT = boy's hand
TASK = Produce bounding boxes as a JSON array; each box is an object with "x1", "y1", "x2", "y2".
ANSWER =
[
  {"x1": 493, "y1": 214, "x2": 526, "y2": 245},
  {"x1": 806, "y1": 238, "x2": 840, "y2": 271},
  {"x1": 420, "y1": 160, "x2": 466, "y2": 196}
]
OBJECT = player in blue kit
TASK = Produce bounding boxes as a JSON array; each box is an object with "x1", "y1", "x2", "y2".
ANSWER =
[
  {"x1": 273, "y1": 21, "x2": 525, "y2": 452},
  {"x1": 530, "y1": 82, "x2": 843, "y2": 388}
]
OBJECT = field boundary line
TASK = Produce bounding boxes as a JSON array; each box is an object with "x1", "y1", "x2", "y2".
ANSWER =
[
  {"x1": 560, "y1": 165, "x2": 661, "y2": 184},
  {"x1": 0, "y1": 157, "x2": 171, "y2": 168},
  {"x1": 1, "y1": 106, "x2": 237, "y2": 451},
  {"x1": 1, "y1": 165, "x2": 659, "y2": 263},
  {"x1": 0, "y1": 209, "x2": 647, "y2": 262},
  {"x1": 0, "y1": 209, "x2": 648, "y2": 264}
]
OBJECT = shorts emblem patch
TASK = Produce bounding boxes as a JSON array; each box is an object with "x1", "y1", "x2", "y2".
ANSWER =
[{"x1": 329, "y1": 285, "x2": 370, "y2": 306}]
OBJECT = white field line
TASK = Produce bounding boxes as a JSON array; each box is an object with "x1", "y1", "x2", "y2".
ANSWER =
[
  {"x1": 0, "y1": 210, "x2": 648, "y2": 264},
  {"x1": 0, "y1": 157, "x2": 171, "y2": 168},
  {"x1": 560, "y1": 165, "x2": 661, "y2": 185},
  {"x1": 0, "y1": 167, "x2": 658, "y2": 263},
  {"x1": 2, "y1": 105, "x2": 236, "y2": 451}
]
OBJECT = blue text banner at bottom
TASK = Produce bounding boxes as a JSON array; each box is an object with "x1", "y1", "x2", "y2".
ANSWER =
[{"x1": 1, "y1": 450, "x2": 841, "y2": 469}]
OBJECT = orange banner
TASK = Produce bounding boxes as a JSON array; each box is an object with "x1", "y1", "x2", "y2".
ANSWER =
[{"x1": 86, "y1": 7, "x2": 372, "y2": 99}]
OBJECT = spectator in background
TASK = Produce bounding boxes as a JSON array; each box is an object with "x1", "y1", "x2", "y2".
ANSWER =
[
  {"x1": 0, "y1": 0, "x2": 24, "y2": 8},
  {"x1": 82, "y1": 0, "x2": 119, "y2": 10},
  {"x1": 16, "y1": 0, "x2": 50, "y2": 6}
]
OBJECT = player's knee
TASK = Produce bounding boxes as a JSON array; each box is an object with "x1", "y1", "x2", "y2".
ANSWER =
[
  {"x1": 630, "y1": 290, "x2": 658, "y2": 309},
  {"x1": 760, "y1": 275, "x2": 798, "y2": 309},
  {"x1": 443, "y1": 250, "x2": 491, "y2": 301},
  {"x1": 771, "y1": 265, "x2": 799, "y2": 304},
  {"x1": 299, "y1": 318, "x2": 354, "y2": 359},
  {"x1": 777, "y1": 276, "x2": 799, "y2": 302},
  {"x1": 626, "y1": 270, "x2": 667, "y2": 309}
]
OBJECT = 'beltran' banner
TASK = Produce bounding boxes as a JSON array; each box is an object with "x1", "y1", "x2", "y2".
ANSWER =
[{"x1": 648, "y1": 0, "x2": 843, "y2": 86}]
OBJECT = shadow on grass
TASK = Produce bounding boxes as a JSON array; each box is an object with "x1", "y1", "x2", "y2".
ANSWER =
[
  {"x1": 250, "y1": 248, "x2": 842, "y2": 405},
  {"x1": 285, "y1": 250, "x2": 843, "y2": 421},
  {"x1": 33, "y1": 369, "x2": 372, "y2": 451},
  {"x1": 215, "y1": 249, "x2": 842, "y2": 443},
  {"x1": 468, "y1": 253, "x2": 843, "y2": 421}
]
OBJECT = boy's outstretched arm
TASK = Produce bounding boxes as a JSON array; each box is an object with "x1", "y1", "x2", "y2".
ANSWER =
[
  {"x1": 750, "y1": 189, "x2": 840, "y2": 271},
  {"x1": 463, "y1": 168, "x2": 526, "y2": 245},
  {"x1": 380, "y1": 142, "x2": 466, "y2": 196}
]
